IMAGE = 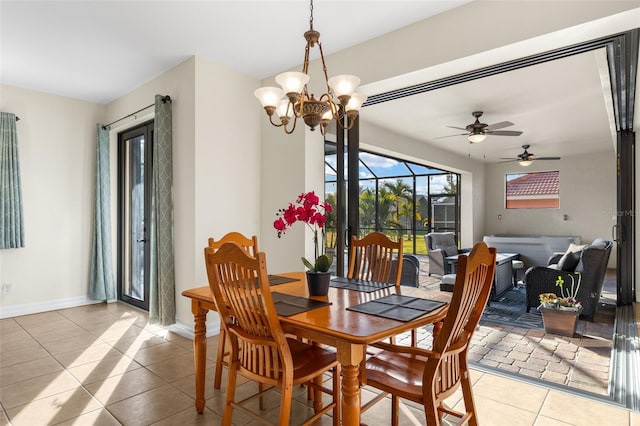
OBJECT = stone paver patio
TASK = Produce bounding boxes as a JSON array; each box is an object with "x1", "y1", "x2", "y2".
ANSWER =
[{"x1": 410, "y1": 254, "x2": 614, "y2": 397}]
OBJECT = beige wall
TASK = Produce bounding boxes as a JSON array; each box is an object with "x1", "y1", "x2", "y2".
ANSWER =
[
  {"x1": 485, "y1": 150, "x2": 617, "y2": 266},
  {"x1": 0, "y1": 85, "x2": 106, "y2": 317}
]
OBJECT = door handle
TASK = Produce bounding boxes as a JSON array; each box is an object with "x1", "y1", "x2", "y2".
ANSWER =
[{"x1": 136, "y1": 239, "x2": 147, "y2": 243}]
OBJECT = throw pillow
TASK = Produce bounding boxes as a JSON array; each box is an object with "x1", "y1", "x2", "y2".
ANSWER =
[
  {"x1": 442, "y1": 244, "x2": 459, "y2": 257},
  {"x1": 558, "y1": 250, "x2": 581, "y2": 272},
  {"x1": 566, "y1": 243, "x2": 586, "y2": 254}
]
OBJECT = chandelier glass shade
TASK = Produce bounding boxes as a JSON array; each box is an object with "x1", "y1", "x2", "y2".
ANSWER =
[
  {"x1": 518, "y1": 159, "x2": 533, "y2": 166},
  {"x1": 254, "y1": 0, "x2": 367, "y2": 135}
]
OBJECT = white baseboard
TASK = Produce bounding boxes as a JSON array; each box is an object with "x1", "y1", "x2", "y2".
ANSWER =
[
  {"x1": 166, "y1": 318, "x2": 221, "y2": 340},
  {"x1": 0, "y1": 296, "x2": 102, "y2": 319}
]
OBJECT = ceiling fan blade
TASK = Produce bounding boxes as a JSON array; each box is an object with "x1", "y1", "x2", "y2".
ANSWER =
[
  {"x1": 499, "y1": 157, "x2": 518, "y2": 160},
  {"x1": 498, "y1": 159, "x2": 520, "y2": 163},
  {"x1": 446, "y1": 126, "x2": 468, "y2": 131},
  {"x1": 434, "y1": 133, "x2": 467, "y2": 139},
  {"x1": 487, "y1": 130, "x2": 523, "y2": 136},
  {"x1": 485, "y1": 121, "x2": 514, "y2": 131},
  {"x1": 533, "y1": 156, "x2": 561, "y2": 160}
]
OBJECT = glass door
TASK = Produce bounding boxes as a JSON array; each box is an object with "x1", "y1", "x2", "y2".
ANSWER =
[{"x1": 118, "y1": 121, "x2": 153, "y2": 310}]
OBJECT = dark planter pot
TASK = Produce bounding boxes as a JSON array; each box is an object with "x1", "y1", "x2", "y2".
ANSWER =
[
  {"x1": 538, "y1": 306, "x2": 581, "y2": 337},
  {"x1": 306, "y1": 271, "x2": 331, "y2": 296}
]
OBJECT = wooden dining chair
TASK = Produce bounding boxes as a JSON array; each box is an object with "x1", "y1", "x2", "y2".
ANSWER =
[
  {"x1": 347, "y1": 231, "x2": 414, "y2": 344},
  {"x1": 360, "y1": 242, "x2": 496, "y2": 426},
  {"x1": 348, "y1": 231, "x2": 403, "y2": 286},
  {"x1": 204, "y1": 243, "x2": 340, "y2": 426},
  {"x1": 208, "y1": 232, "x2": 258, "y2": 389}
]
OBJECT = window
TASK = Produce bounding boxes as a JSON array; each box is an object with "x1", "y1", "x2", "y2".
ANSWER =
[{"x1": 505, "y1": 170, "x2": 559, "y2": 209}]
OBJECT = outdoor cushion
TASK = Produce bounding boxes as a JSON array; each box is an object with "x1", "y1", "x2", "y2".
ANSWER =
[
  {"x1": 557, "y1": 250, "x2": 581, "y2": 271},
  {"x1": 442, "y1": 244, "x2": 459, "y2": 257}
]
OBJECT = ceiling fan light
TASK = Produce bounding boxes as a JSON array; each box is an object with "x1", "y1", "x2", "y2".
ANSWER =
[
  {"x1": 468, "y1": 133, "x2": 487, "y2": 143},
  {"x1": 275, "y1": 72, "x2": 310, "y2": 94},
  {"x1": 519, "y1": 160, "x2": 533, "y2": 167}
]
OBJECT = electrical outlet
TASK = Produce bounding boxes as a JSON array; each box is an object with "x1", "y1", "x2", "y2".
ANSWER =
[{"x1": 1, "y1": 283, "x2": 13, "y2": 294}]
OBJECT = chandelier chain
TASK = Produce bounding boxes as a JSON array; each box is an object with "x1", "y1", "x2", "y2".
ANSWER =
[{"x1": 309, "y1": 0, "x2": 314, "y2": 30}]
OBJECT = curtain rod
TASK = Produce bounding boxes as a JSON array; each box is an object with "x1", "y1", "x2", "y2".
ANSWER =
[{"x1": 102, "y1": 95, "x2": 171, "y2": 130}]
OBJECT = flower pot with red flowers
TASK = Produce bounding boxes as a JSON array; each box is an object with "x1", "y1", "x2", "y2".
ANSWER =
[{"x1": 274, "y1": 191, "x2": 333, "y2": 296}]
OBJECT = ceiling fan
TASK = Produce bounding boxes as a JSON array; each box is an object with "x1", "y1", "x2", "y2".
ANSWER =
[
  {"x1": 441, "y1": 111, "x2": 523, "y2": 143},
  {"x1": 500, "y1": 144, "x2": 561, "y2": 166}
]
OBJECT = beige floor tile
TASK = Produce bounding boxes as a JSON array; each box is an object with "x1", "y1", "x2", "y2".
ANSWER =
[
  {"x1": 130, "y1": 341, "x2": 190, "y2": 366},
  {"x1": 53, "y1": 342, "x2": 124, "y2": 368},
  {"x1": 106, "y1": 384, "x2": 193, "y2": 425},
  {"x1": 472, "y1": 372, "x2": 548, "y2": 413},
  {"x1": 150, "y1": 406, "x2": 221, "y2": 425},
  {"x1": 66, "y1": 353, "x2": 142, "y2": 385},
  {"x1": 0, "y1": 370, "x2": 81, "y2": 409},
  {"x1": 534, "y1": 416, "x2": 575, "y2": 425},
  {"x1": 630, "y1": 410, "x2": 640, "y2": 426},
  {"x1": 0, "y1": 344, "x2": 51, "y2": 367},
  {"x1": 54, "y1": 408, "x2": 122, "y2": 426},
  {"x1": 29, "y1": 324, "x2": 95, "y2": 345},
  {"x1": 13, "y1": 311, "x2": 69, "y2": 329},
  {"x1": 95, "y1": 323, "x2": 148, "y2": 344},
  {"x1": 145, "y1": 353, "x2": 196, "y2": 382},
  {"x1": 0, "y1": 355, "x2": 63, "y2": 386},
  {"x1": 110, "y1": 330, "x2": 167, "y2": 354},
  {"x1": 6, "y1": 388, "x2": 102, "y2": 426},
  {"x1": 0, "y1": 318, "x2": 21, "y2": 334},
  {"x1": 40, "y1": 332, "x2": 103, "y2": 355},
  {"x1": 0, "y1": 408, "x2": 10, "y2": 426},
  {"x1": 85, "y1": 367, "x2": 166, "y2": 405},
  {"x1": 540, "y1": 390, "x2": 629, "y2": 425},
  {"x1": 170, "y1": 367, "x2": 228, "y2": 401},
  {"x1": 162, "y1": 331, "x2": 196, "y2": 352},
  {"x1": 455, "y1": 395, "x2": 537, "y2": 426}
]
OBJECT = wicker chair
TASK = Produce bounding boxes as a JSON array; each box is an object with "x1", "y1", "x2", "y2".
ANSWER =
[
  {"x1": 425, "y1": 232, "x2": 470, "y2": 277},
  {"x1": 524, "y1": 239, "x2": 612, "y2": 320}
]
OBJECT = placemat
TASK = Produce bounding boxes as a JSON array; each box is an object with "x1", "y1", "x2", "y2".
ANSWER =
[
  {"x1": 347, "y1": 294, "x2": 446, "y2": 322},
  {"x1": 271, "y1": 292, "x2": 332, "y2": 317},
  {"x1": 329, "y1": 277, "x2": 395, "y2": 293},
  {"x1": 268, "y1": 275, "x2": 298, "y2": 286}
]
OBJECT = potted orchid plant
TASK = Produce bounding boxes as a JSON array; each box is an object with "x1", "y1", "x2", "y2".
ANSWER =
[{"x1": 274, "y1": 191, "x2": 333, "y2": 295}]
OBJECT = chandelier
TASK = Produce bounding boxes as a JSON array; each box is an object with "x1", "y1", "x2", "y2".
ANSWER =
[{"x1": 254, "y1": 0, "x2": 367, "y2": 135}]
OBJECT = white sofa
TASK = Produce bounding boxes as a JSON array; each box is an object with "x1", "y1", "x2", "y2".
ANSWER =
[{"x1": 482, "y1": 235, "x2": 581, "y2": 269}]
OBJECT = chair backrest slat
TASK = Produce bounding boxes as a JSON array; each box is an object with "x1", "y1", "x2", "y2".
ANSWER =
[
  {"x1": 348, "y1": 232, "x2": 403, "y2": 286},
  {"x1": 426, "y1": 242, "x2": 496, "y2": 395},
  {"x1": 204, "y1": 243, "x2": 290, "y2": 382}
]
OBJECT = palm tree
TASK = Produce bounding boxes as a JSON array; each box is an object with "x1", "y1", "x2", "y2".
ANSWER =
[{"x1": 382, "y1": 179, "x2": 412, "y2": 238}]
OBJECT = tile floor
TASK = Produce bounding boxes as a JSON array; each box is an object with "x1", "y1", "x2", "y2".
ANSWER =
[{"x1": 1, "y1": 302, "x2": 638, "y2": 425}]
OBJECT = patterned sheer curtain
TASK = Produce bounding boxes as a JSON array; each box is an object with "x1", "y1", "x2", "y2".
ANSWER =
[
  {"x1": 149, "y1": 95, "x2": 175, "y2": 325},
  {"x1": 89, "y1": 124, "x2": 116, "y2": 301},
  {"x1": 0, "y1": 112, "x2": 24, "y2": 249}
]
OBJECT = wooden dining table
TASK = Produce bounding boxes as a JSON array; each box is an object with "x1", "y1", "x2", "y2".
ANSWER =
[{"x1": 181, "y1": 271, "x2": 450, "y2": 426}]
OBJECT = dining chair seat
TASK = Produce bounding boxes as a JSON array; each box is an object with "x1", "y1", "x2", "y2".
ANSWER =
[{"x1": 361, "y1": 242, "x2": 497, "y2": 426}]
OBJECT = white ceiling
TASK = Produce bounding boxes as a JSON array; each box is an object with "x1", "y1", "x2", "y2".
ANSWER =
[{"x1": 1, "y1": 1, "x2": 634, "y2": 165}]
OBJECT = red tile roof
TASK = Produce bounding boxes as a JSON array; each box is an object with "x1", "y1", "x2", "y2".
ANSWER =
[{"x1": 506, "y1": 171, "x2": 559, "y2": 197}]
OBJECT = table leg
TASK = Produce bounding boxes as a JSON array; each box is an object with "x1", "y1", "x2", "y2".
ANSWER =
[
  {"x1": 336, "y1": 342, "x2": 365, "y2": 426},
  {"x1": 192, "y1": 301, "x2": 208, "y2": 414}
]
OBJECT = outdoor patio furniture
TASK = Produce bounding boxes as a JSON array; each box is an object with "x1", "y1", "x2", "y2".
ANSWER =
[
  {"x1": 524, "y1": 238, "x2": 613, "y2": 320},
  {"x1": 512, "y1": 259, "x2": 525, "y2": 285},
  {"x1": 389, "y1": 254, "x2": 420, "y2": 287},
  {"x1": 425, "y1": 232, "x2": 469, "y2": 276},
  {"x1": 440, "y1": 274, "x2": 456, "y2": 292}
]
